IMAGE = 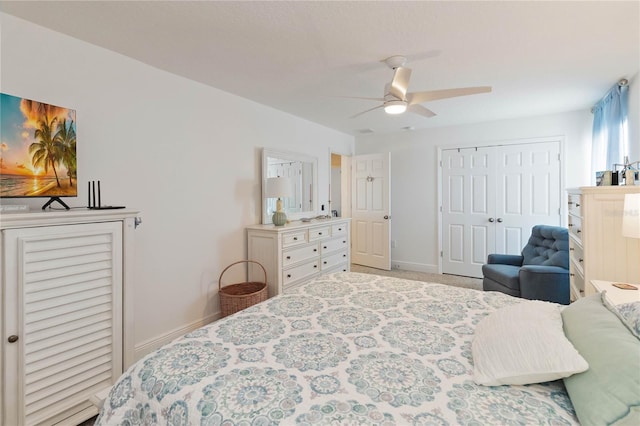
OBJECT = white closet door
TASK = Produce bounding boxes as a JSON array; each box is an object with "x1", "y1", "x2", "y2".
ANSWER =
[
  {"x1": 494, "y1": 142, "x2": 561, "y2": 254},
  {"x1": 442, "y1": 140, "x2": 561, "y2": 278},
  {"x1": 442, "y1": 147, "x2": 496, "y2": 277},
  {"x1": 3, "y1": 221, "x2": 123, "y2": 425}
]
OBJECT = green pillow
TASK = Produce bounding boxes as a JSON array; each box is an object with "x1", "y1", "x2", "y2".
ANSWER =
[{"x1": 562, "y1": 294, "x2": 640, "y2": 426}]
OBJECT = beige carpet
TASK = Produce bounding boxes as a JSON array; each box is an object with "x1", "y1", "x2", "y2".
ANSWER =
[{"x1": 350, "y1": 264, "x2": 483, "y2": 291}]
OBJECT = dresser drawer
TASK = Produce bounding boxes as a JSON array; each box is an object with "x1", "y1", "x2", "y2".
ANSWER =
[
  {"x1": 331, "y1": 223, "x2": 348, "y2": 235},
  {"x1": 567, "y1": 193, "x2": 582, "y2": 217},
  {"x1": 282, "y1": 231, "x2": 307, "y2": 247},
  {"x1": 569, "y1": 240, "x2": 584, "y2": 272},
  {"x1": 283, "y1": 260, "x2": 319, "y2": 287},
  {"x1": 283, "y1": 243, "x2": 319, "y2": 267},
  {"x1": 309, "y1": 226, "x2": 331, "y2": 241},
  {"x1": 568, "y1": 214, "x2": 582, "y2": 241},
  {"x1": 320, "y1": 250, "x2": 348, "y2": 270},
  {"x1": 320, "y1": 236, "x2": 349, "y2": 254},
  {"x1": 569, "y1": 264, "x2": 585, "y2": 299}
]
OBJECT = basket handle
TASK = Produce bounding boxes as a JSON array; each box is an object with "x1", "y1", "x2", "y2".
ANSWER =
[{"x1": 218, "y1": 260, "x2": 267, "y2": 291}]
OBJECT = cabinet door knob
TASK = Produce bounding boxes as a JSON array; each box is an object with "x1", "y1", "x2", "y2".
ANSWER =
[
  {"x1": 313, "y1": 264, "x2": 317, "y2": 268},
  {"x1": 323, "y1": 246, "x2": 327, "y2": 249},
  {"x1": 286, "y1": 256, "x2": 291, "y2": 260},
  {"x1": 293, "y1": 237, "x2": 298, "y2": 241},
  {"x1": 323, "y1": 261, "x2": 327, "y2": 264},
  {"x1": 8, "y1": 335, "x2": 18, "y2": 343},
  {"x1": 313, "y1": 248, "x2": 317, "y2": 252}
]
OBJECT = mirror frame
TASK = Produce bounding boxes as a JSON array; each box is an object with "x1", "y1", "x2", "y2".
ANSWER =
[{"x1": 262, "y1": 148, "x2": 318, "y2": 225}]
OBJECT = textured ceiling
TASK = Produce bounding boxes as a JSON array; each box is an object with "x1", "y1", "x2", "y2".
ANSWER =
[{"x1": 1, "y1": 1, "x2": 638, "y2": 136}]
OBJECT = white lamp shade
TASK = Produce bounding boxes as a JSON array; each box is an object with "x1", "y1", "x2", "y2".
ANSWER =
[
  {"x1": 266, "y1": 177, "x2": 292, "y2": 199},
  {"x1": 622, "y1": 193, "x2": 640, "y2": 239}
]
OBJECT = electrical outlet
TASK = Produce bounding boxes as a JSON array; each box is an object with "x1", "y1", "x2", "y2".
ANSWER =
[{"x1": 392, "y1": 264, "x2": 401, "y2": 269}]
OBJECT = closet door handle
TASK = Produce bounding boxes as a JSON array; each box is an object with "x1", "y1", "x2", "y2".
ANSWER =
[
  {"x1": 488, "y1": 218, "x2": 495, "y2": 223},
  {"x1": 496, "y1": 218, "x2": 503, "y2": 223},
  {"x1": 8, "y1": 335, "x2": 18, "y2": 343}
]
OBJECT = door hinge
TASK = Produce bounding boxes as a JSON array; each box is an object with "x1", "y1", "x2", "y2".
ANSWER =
[
  {"x1": 558, "y1": 153, "x2": 561, "y2": 161},
  {"x1": 440, "y1": 250, "x2": 443, "y2": 257},
  {"x1": 439, "y1": 160, "x2": 442, "y2": 167},
  {"x1": 440, "y1": 206, "x2": 442, "y2": 212}
]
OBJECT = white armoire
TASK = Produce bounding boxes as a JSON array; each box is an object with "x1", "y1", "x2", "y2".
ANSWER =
[{"x1": 1, "y1": 209, "x2": 139, "y2": 426}]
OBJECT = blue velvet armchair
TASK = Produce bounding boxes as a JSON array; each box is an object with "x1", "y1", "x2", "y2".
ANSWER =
[{"x1": 482, "y1": 225, "x2": 570, "y2": 305}]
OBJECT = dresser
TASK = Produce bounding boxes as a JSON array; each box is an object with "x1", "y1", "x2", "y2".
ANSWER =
[
  {"x1": 566, "y1": 186, "x2": 640, "y2": 300},
  {"x1": 247, "y1": 218, "x2": 350, "y2": 296},
  {"x1": 1, "y1": 209, "x2": 139, "y2": 425}
]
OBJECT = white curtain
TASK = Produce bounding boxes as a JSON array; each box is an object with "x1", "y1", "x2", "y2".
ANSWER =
[{"x1": 591, "y1": 82, "x2": 629, "y2": 180}]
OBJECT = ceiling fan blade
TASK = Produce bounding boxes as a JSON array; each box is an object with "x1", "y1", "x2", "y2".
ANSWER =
[
  {"x1": 336, "y1": 96, "x2": 385, "y2": 102},
  {"x1": 349, "y1": 104, "x2": 384, "y2": 119},
  {"x1": 407, "y1": 104, "x2": 437, "y2": 118},
  {"x1": 408, "y1": 86, "x2": 492, "y2": 105},
  {"x1": 389, "y1": 67, "x2": 412, "y2": 100}
]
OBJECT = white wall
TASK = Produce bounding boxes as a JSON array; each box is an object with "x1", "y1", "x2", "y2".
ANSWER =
[
  {"x1": 629, "y1": 72, "x2": 640, "y2": 162},
  {"x1": 0, "y1": 13, "x2": 354, "y2": 356},
  {"x1": 355, "y1": 110, "x2": 593, "y2": 272}
]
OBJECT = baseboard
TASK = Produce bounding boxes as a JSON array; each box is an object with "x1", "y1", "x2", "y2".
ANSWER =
[
  {"x1": 391, "y1": 260, "x2": 438, "y2": 274},
  {"x1": 134, "y1": 311, "x2": 220, "y2": 361}
]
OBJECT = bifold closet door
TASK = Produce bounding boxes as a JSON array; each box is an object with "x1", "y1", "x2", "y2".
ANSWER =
[
  {"x1": 2, "y1": 221, "x2": 123, "y2": 425},
  {"x1": 442, "y1": 141, "x2": 561, "y2": 278}
]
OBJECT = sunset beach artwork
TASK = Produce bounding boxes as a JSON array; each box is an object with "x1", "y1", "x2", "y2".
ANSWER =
[{"x1": 0, "y1": 93, "x2": 77, "y2": 198}]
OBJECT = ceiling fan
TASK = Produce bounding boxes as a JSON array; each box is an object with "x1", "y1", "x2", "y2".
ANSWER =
[{"x1": 348, "y1": 55, "x2": 492, "y2": 119}]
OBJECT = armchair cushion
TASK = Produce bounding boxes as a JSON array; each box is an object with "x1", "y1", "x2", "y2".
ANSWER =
[
  {"x1": 521, "y1": 225, "x2": 569, "y2": 268},
  {"x1": 487, "y1": 254, "x2": 523, "y2": 266},
  {"x1": 482, "y1": 264, "x2": 522, "y2": 291}
]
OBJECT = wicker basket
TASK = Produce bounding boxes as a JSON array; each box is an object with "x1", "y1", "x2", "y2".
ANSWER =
[{"x1": 219, "y1": 260, "x2": 268, "y2": 318}]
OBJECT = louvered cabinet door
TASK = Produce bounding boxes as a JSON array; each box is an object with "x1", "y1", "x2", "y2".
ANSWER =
[{"x1": 2, "y1": 221, "x2": 123, "y2": 425}]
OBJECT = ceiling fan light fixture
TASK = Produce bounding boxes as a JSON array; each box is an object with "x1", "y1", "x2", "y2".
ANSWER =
[{"x1": 384, "y1": 100, "x2": 407, "y2": 115}]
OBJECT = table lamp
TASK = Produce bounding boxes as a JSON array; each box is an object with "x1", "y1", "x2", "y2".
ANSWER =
[
  {"x1": 266, "y1": 177, "x2": 292, "y2": 226},
  {"x1": 622, "y1": 193, "x2": 640, "y2": 239}
]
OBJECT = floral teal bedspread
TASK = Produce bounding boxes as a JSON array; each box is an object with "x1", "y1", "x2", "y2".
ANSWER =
[{"x1": 97, "y1": 272, "x2": 578, "y2": 425}]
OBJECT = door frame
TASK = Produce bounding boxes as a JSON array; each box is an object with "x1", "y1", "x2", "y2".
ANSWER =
[{"x1": 436, "y1": 135, "x2": 566, "y2": 274}]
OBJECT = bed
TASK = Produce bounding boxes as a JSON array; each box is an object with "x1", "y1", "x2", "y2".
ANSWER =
[{"x1": 96, "y1": 272, "x2": 640, "y2": 425}]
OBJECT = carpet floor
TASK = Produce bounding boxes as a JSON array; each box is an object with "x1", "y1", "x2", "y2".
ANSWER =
[{"x1": 350, "y1": 264, "x2": 483, "y2": 291}]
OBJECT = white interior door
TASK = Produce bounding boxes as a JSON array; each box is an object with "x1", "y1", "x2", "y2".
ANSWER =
[
  {"x1": 441, "y1": 140, "x2": 561, "y2": 278},
  {"x1": 442, "y1": 147, "x2": 496, "y2": 277},
  {"x1": 351, "y1": 153, "x2": 391, "y2": 270}
]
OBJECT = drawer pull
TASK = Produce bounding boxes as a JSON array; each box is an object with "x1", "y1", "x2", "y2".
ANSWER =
[
  {"x1": 342, "y1": 240, "x2": 346, "y2": 244},
  {"x1": 286, "y1": 256, "x2": 291, "y2": 260},
  {"x1": 313, "y1": 248, "x2": 317, "y2": 252},
  {"x1": 8, "y1": 335, "x2": 18, "y2": 343},
  {"x1": 568, "y1": 202, "x2": 574, "y2": 205},
  {"x1": 570, "y1": 273, "x2": 575, "y2": 277},
  {"x1": 343, "y1": 254, "x2": 346, "y2": 258},
  {"x1": 287, "y1": 274, "x2": 292, "y2": 278},
  {"x1": 323, "y1": 246, "x2": 327, "y2": 249},
  {"x1": 579, "y1": 258, "x2": 583, "y2": 263},
  {"x1": 319, "y1": 232, "x2": 323, "y2": 235},
  {"x1": 576, "y1": 203, "x2": 580, "y2": 207},
  {"x1": 576, "y1": 229, "x2": 581, "y2": 233},
  {"x1": 569, "y1": 247, "x2": 574, "y2": 251},
  {"x1": 293, "y1": 237, "x2": 298, "y2": 241},
  {"x1": 313, "y1": 264, "x2": 317, "y2": 268},
  {"x1": 323, "y1": 261, "x2": 327, "y2": 265},
  {"x1": 338, "y1": 228, "x2": 342, "y2": 231},
  {"x1": 568, "y1": 224, "x2": 573, "y2": 227}
]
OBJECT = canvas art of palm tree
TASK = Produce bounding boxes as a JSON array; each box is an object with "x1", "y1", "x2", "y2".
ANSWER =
[{"x1": 0, "y1": 93, "x2": 77, "y2": 198}]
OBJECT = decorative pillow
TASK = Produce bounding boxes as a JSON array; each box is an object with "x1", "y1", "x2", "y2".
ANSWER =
[
  {"x1": 601, "y1": 293, "x2": 640, "y2": 339},
  {"x1": 562, "y1": 293, "x2": 640, "y2": 426},
  {"x1": 472, "y1": 300, "x2": 588, "y2": 386}
]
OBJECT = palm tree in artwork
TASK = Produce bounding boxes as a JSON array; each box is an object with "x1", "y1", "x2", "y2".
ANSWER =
[
  {"x1": 29, "y1": 115, "x2": 63, "y2": 187},
  {"x1": 55, "y1": 118, "x2": 77, "y2": 187}
]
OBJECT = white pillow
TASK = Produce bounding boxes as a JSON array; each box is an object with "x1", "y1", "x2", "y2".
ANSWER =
[{"x1": 472, "y1": 300, "x2": 588, "y2": 386}]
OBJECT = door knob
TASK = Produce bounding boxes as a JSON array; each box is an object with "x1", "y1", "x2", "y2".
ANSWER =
[
  {"x1": 8, "y1": 335, "x2": 18, "y2": 343},
  {"x1": 383, "y1": 215, "x2": 390, "y2": 220},
  {"x1": 488, "y1": 218, "x2": 495, "y2": 222},
  {"x1": 497, "y1": 218, "x2": 503, "y2": 223}
]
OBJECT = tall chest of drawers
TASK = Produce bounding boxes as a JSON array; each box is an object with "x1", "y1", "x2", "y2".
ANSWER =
[
  {"x1": 247, "y1": 218, "x2": 351, "y2": 296},
  {"x1": 566, "y1": 186, "x2": 640, "y2": 300}
]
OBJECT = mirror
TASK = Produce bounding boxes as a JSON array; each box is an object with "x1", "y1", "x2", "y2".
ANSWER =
[{"x1": 262, "y1": 148, "x2": 318, "y2": 224}]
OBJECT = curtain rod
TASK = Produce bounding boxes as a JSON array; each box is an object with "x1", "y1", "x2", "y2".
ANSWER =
[{"x1": 591, "y1": 79, "x2": 628, "y2": 113}]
